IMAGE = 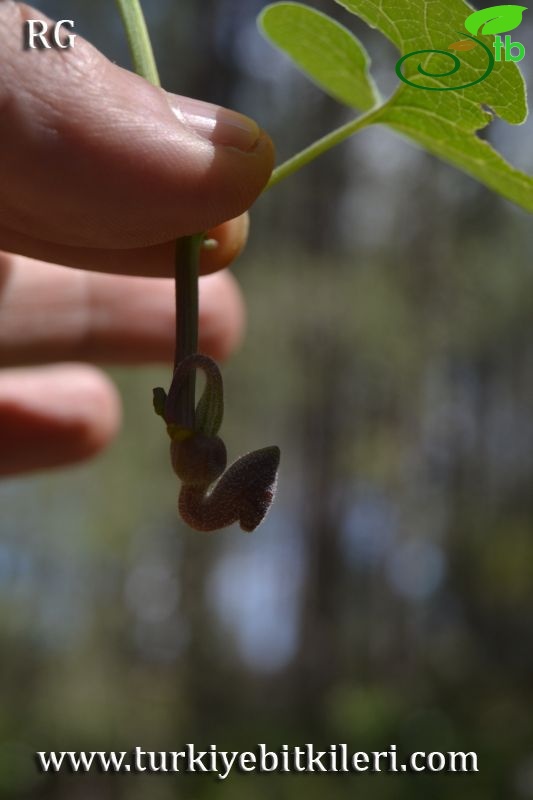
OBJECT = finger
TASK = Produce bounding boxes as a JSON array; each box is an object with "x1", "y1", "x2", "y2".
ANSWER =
[
  {"x1": 0, "y1": 212, "x2": 250, "y2": 278},
  {"x1": 0, "y1": 3, "x2": 274, "y2": 250},
  {"x1": 0, "y1": 364, "x2": 121, "y2": 477},
  {"x1": 200, "y1": 212, "x2": 249, "y2": 275},
  {"x1": 0, "y1": 254, "x2": 246, "y2": 367}
]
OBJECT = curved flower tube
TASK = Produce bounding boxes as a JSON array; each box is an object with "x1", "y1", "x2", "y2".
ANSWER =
[
  {"x1": 154, "y1": 354, "x2": 280, "y2": 532},
  {"x1": 178, "y1": 443, "x2": 281, "y2": 533}
]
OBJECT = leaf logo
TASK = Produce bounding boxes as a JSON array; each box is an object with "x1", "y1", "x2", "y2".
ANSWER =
[
  {"x1": 465, "y1": 4, "x2": 527, "y2": 36},
  {"x1": 448, "y1": 40, "x2": 477, "y2": 51}
]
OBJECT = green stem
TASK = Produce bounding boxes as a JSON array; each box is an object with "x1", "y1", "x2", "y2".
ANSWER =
[
  {"x1": 174, "y1": 234, "x2": 203, "y2": 425},
  {"x1": 116, "y1": 0, "x2": 388, "y2": 425},
  {"x1": 264, "y1": 103, "x2": 388, "y2": 191},
  {"x1": 115, "y1": 0, "x2": 201, "y2": 426},
  {"x1": 115, "y1": 3, "x2": 386, "y2": 199},
  {"x1": 114, "y1": 0, "x2": 160, "y2": 86}
]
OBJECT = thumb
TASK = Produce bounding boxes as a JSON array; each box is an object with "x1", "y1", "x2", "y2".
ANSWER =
[{"x1": 0, "y1": 2, "x2": 274, "y2": 250}]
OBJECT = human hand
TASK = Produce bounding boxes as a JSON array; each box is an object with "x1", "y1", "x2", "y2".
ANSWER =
[{"x1": 0, "y1": 2, "x2": 274, "y2": 476}]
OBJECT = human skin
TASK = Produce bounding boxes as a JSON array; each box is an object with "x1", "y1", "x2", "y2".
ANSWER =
[{"x1": 0, "y1": 2, "x2": 274, "y2": 476}]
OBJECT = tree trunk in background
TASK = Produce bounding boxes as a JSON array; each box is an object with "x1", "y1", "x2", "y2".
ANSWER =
[{"x1": 288, "y1": 327, "x2": 351, "y2": 722}]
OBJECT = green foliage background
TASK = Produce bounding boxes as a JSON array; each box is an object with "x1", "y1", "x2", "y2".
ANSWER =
[{"x1": 2, "y1": 1, "x2": 533, "y2": 799}]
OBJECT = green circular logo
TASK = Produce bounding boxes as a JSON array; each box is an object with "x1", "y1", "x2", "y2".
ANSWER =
[{"x1": 395, "y1": 33, "x2": 495, "y2": 91}]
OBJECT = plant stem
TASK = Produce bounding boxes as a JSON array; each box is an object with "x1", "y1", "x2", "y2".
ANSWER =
[
  {"x1": 116, "y1": 0, "x2": 389, "y2": 425},
  {"x1": 174, "y1": 233, "x2": 203, "y2": 427},
  {"x1": 114, "y1": 0, "x2": 160, "y2": 86},
  {"x1": 116, "y1": 2, "x2": 389, "y2": 197},
  {"x1": 115, "y1": 0, "x2": 201, "y2": 426},
  {"x1": 264, "y1": 103, "x2": 388, "y2": 191}
]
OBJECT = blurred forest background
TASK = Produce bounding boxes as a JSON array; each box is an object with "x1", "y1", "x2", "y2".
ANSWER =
[{"x1": 2, "y1": 0, "x2": 533, "y2": 798}]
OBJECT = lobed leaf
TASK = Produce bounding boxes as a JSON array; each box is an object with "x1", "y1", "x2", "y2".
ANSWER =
[
  {"x1": 333, "y1": 0, "x2": 533, "y2": 212},
  {"x1": 259, "y1": 1, "x2": 379, "y2": 111},
  {"x1": 261, "y1": 0, "x2": 533, "y2": 213}
]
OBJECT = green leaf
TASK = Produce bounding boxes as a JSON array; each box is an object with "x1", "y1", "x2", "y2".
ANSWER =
[
  {"x1": 332, "y1": 0, "x2": 533, "y2": 213},
  {"x1": 262, "y1": 0, "x2": 533, "y2": 212},
  {"x1": 259, "y1": 1, "x2": 379, "y2": 111},
  {"x1": 465, "y1": 5, "x2": 527, "y2": 37}
]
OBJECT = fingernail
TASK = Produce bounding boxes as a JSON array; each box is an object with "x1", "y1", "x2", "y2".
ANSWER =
[{"x1": 169, "y1": 95, "x2": 260, "y2": 152}]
